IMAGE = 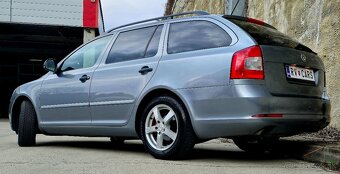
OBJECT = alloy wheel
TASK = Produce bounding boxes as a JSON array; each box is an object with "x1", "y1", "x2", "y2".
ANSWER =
[{"x1": 144, "y1": 104, "x2": 178, "y2": 151}]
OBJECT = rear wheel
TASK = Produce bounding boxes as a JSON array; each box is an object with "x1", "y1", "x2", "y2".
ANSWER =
[
  {"x1": 233, "y1": 137, "x2": 279, "y2": 153},
  {"x1": 140, "y1": 96, "x2": 196, "y2": 159},
  {"x1": 18, "y1": 101, "x2": 37, "y2": 147}
]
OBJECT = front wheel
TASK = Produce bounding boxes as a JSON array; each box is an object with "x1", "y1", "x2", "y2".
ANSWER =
[
  {"x1": 140, "y1": 96, "x2": 196, "y2": 159},
  {"x1": 18, "y1": 101, "x2": 37, "y2": 147}
]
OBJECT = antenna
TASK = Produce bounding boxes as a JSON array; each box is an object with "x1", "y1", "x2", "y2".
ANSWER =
[{"x1": 230, "y1": 0, "x2": 240, "y2": 15}]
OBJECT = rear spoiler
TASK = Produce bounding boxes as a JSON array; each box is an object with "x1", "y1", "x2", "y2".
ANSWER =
[{"x1": 223, "y1": 15, "x2": 277, "y2": 30}]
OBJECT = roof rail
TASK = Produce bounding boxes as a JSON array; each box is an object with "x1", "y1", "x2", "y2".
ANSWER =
[{"x1": 107, "y1": 11, "x2": 210, "y2": 33}]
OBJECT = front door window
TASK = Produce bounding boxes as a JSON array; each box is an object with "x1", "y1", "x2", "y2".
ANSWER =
[{"x1": 61, "y1": 36, "x2": 112, "y2": 72}]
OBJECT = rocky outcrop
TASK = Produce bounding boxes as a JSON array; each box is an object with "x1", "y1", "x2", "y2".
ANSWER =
[{"x1": 172, "y1": 0, "x2": 225, "y2": 14}]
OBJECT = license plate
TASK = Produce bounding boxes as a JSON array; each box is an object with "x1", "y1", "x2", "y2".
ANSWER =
[{"x1": 285, "y1": 65, "x2": 315, "y2": 82}]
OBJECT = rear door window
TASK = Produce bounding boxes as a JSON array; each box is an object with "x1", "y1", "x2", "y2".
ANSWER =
[
  {"x1": 145, "y1": 26, "x2": 163, "y2": 58},
  {"x1": 228, "y1": 19, "x2": 314, "y2": 53},
  {"x1": 167, "y1": 20, "x2": 232, "y2": 54},
  {"x1": 106, "y1": 25, "x2": 163, "y2": 64}
]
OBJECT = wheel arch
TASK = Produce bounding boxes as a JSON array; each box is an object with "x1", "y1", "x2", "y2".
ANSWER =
[
  {"x1": 11, "y1": 95, "x2": 36, "y2": 133},
  {"x1": 134, "y1": 88, "x2": 195, "y2": 138}
]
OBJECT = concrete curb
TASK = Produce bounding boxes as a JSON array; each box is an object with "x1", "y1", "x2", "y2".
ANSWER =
[
  {"x1": 279, "y1": 138, "x2": 340, "y2": 171},
  {"x1": 299, "y1": 144, "x2": 340, "y2": 171}
]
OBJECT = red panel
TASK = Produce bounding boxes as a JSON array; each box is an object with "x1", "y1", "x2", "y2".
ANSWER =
[{"x1": 83, "y1": 0, "x2": 98, "y2": 28}]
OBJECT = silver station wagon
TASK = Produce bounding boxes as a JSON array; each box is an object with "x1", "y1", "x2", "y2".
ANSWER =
[{"x1": 9, "y1": 11, "x2": 330, "y2": 159}]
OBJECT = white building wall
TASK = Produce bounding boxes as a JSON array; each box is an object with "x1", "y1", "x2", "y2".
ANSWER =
[
  {"x1": 0, "y1": 0, "x2": 83, "y2": 27},
  {"x1": 0, "y1": 0, "x2": 11, "y2": 22}
]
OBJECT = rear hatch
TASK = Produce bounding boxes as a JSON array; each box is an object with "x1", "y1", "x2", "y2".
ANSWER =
[{"x1": 228, "y1": 18, "x2": 325, "y2": 98}]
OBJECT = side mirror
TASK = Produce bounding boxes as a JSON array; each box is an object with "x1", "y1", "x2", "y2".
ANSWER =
[{"x1": 43, "y1": 58, "x2": 57, "y2": 73}]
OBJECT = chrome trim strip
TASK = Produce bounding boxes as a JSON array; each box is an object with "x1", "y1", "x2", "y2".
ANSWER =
[
  {"x1": 41, "y1": 102, "x2": 88, "y2": 109},
  {"x1": 90, "y1": 100, "x2": 134, "y2": 106},
  {"x1": 41, "y1": 100, "x2": 134, "y2": 109}
]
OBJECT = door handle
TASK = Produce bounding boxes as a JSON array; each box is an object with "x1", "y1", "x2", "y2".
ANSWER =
[
  {"x1": 138, "y1": 66, "x2": 153, "y2": 75},
  {"x1": 79, "y1": 75, "x2": 90, "y2": 83}
]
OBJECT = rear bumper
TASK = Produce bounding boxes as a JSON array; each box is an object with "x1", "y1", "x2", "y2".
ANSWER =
[
  {"x1": 194, "y1": 114, "x2": 329, "y2": 139},
  {"x1": 177, "y1": 85, "x2": 330, "y2": 139}
]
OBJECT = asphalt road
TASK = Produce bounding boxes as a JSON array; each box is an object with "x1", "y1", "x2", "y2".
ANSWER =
[{"x1": 0, "y1": 119, "x2": 328, "y2": 174}]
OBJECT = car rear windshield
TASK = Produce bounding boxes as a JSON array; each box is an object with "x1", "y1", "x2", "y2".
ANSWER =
[{"x1": 228, "y1": 19, "x2": 315, "y2": 54}]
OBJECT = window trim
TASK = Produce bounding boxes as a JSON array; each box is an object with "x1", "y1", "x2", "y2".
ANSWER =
[
  {"x1": 105, "y1": 24, "x2": 164, "y2": 65},
  {"x1": 58, "y1": 34, "x2": 113, "y2": 73}
]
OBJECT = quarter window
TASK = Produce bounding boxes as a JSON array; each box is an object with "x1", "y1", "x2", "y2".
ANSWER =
[
  {"x1": 61, "y1": 35, "x2": 112, "y2": 72},
  {"x1": 106, "y1": 25, "x2": 163, "y2": 64},
  {"x1": 167, "y1": 21, "x2": 232, "y2": 54}
]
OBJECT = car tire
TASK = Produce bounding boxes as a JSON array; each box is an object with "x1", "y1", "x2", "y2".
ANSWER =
[
  {"x1": 18, "y1": 100, "x2": 37, "y2": 147},
  {"x1": 140, "y1": 95, "x2": 196, "y2": 160},
  {"x1": 233, "y1": 137, "x2": 279, "y2": 153}
]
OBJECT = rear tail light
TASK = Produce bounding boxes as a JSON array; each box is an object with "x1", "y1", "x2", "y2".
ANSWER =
[
  {"x1": 252, "y1": 114, "x2": 283, "y2": 118},
  {"x1": 230, "y1": 46, "x2": 264, "y2": 79}
]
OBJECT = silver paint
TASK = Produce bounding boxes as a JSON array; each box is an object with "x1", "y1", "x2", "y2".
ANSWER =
[{"x1": 8, "y1": 15, "x2": 330, "y2": 140}]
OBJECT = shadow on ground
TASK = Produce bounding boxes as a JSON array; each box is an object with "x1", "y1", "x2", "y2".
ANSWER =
[{"x1": 36, "y1": 140, "x2": 295, "y2": 161}]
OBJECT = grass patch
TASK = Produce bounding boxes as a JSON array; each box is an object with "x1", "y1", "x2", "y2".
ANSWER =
[{"x1": 317, "y1": 159, "x2": 340, "y2": 172}]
